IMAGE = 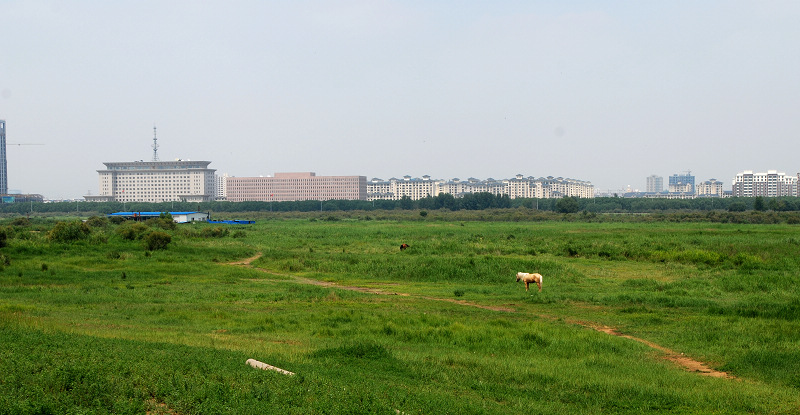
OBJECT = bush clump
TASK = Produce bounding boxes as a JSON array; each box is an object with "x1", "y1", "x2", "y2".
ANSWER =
[
  {"x1": 144, "y1": 231, "x2": 171, "y2": 251},
  {"x1": 48, "y1": 221, "x2": 91, "y2": 243},
  {"x1": 116, "y1": 222, "x2": 150, "y2": 240},
  {"x1": 0, "y1": 226, "x2": 8, "y2": 248},
  {"x1": 146, "y1": 213, "x2": 176, "y2": 230},
  {"x1": 109, "y1": 216, "x2": 125, "y2": 225},
  {"x1": 85, "y1": 216, "x2": 109, "y2": 228},
  {"x1": 201, "y1": 226, "x2": 228, "y2": 238},
  {"x1": 11, "y1": 217, "x2": 30, "y2": 227}
]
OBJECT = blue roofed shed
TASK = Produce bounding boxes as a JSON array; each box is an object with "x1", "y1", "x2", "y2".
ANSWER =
[{"x1": 107, "y1": 212, "x2": 209, "y2": 223}]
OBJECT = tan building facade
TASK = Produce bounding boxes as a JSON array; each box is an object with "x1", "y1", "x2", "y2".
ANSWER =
[
  {"x1": 225, "y1": 172, "x2": 367, "y2": 202},
  {"x1": 85, "y1": 160, "x2": 216, "y2": 203}
]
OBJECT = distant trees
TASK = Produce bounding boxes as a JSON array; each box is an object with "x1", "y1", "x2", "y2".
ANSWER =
[
  {"x1": 7, "y1": 194, "x2": 800, "y2": 216},
  {"x1": 556, "y1": 197, "x2": 580, "y2": 214},
  {"x1": 728, "y1": 202, "x2": 747, "y2": 212},
  {"x1": 754, "y1": 197, "x2": 766, "y2": 211}
]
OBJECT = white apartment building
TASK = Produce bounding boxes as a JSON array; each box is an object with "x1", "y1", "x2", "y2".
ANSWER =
[
  {"x1": 367, "y1": 174, "x2": 593, "y2": 201},
  {"x1": 696, "y1": 179, "x2": 724, "y2": 196},
  {"x1": 367, "y1": 177, "x2": 394, "y2": 200},
  {"x1": 505, "y1": 175, "x2": 535, "y2": 199},
  {"x1": 540, "y1": 176, "x2": 595, "y2": 198},
  {"x1": 394, "y1": 175, "x2": 437, "y2": 200},
  {"x1": 731, "y1": 170, "x2": 798, "y2": 197},
  {"x1": 668, "y1": 182, "x2": 694, "y2": 193},
  {"x1": 646, "y1": 175, "x2": 663, "y2": 193},
  {"x1": 436, "y1": 178, "x2": 478, "y2": 198},
  {"x1": 85, "y1": 160, "x2": 216, "y2": 203}
]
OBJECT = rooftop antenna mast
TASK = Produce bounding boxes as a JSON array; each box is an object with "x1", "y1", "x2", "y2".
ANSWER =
[{"x1": 151, "y1": 125, "x2": 159, "y2": 161}]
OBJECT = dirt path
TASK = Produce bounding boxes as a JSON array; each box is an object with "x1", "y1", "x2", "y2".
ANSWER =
[
  {"x1": 580, "y1": 323, "x2": 733, "y2": 379},
  {"x1": 228, "y1": 253, "x2": 263, "y2": 266},
  {"x1": 228, "y1": 253, "x2": 735, "y2": 379}
]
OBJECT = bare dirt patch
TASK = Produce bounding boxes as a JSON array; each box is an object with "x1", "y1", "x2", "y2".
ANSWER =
[
  {"x1": 228, "y1": 253, "x2": 734, "y2": 379},
  {"x1": 146, "y1": 398, "x2": 180, "y2": 415}
]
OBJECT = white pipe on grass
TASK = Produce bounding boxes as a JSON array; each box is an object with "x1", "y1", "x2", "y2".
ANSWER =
[{"x1": 246, "y1": 358, "x2": 295, "y2": 376}]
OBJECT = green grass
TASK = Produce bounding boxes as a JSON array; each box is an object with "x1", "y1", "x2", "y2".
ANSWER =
[{"x1": 1, "y1": 216, "x2": 799, "y2": 413}]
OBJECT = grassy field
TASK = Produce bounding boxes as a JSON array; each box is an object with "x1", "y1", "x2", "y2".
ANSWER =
[{"x1": 1, "y1": 214, "x2": 799, "y2": 414}]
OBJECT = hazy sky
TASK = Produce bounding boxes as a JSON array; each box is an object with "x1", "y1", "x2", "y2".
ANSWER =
[{"x1": 2, "y1": 1, "x2": 799, "y2": 199}]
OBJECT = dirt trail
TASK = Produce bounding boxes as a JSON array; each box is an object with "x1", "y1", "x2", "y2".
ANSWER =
[
  {"x1": 581, "y1": 323, "x2": 733, "y2": 379},
  {"x1": 228, "y1": 253, "x2": 263, "y2": 266},
  {"x1": 228, "y1": 253, "x2": 735, "y2": 379}
]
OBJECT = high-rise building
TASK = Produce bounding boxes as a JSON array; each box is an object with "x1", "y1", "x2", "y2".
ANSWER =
[
  {"x1": 215, "y1": 173, "x2": 229, "y2": 201},
  {"x1": 668, "y1": 172, "x2": 695, "y2": 193},
  {"x1": 731, "y1": 170, "x2": 797, "y2": 197},
  {"x1": 0, "y1": 120, "x2": 6, "y2": 195},
  {"x1": 696, "y1": 179, "x2": 724, "y2": 196},
  {"x1": 646, "y1": 175, "x2": 663, "y2": 193}
]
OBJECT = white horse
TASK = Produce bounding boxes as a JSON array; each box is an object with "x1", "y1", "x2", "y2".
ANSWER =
[{"x1": 516, "y1": 272, "x2": 543, "y2": 292}]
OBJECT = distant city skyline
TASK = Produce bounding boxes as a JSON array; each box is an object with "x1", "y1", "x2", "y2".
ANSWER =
[{"x1": 2, "y1": 2, "x2": 799, "y2": 199}]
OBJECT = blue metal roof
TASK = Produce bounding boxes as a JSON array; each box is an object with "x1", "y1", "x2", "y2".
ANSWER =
[{"x1": 108, "y1": 211, "x2": 204, "y2": 216}]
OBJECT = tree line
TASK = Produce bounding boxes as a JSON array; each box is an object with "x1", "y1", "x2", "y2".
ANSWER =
[{"x1": 2, "y1": 194, "x2": 800, "y2": 215}]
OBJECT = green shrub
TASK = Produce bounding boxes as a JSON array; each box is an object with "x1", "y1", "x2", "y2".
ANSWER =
[
  {"x1": 144, "y1": 231, "x2": 171, "y2": 251},
  {"x1": 85, "y1": 216, "x2": 109, "y2": 228},
  {"x1": 116, "y1": 222, "x2": 150, "y2": 240},
  {"x1": 0, "y1": 226, "x2": 7, "y2": 248},
  {"x1": 109, "y1": 216, "x2": 125, "y2": 225},
  {"x1": 48, "y1": 221, "x2": 91, "y2": 243},
  {"x1": 11, "y1": 217, "x2": 30, "y2": 227},
  {"x1": 146, "y1": 215, "x2": 176, "y2": 230},
  {"x1": 89, "y1": 233, "x2": 108, "y2": 245},
  {"x1": 201, "y1": 226, "x2": 228, "y2": 238}
]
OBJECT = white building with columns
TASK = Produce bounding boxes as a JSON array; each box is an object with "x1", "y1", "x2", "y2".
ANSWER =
[{"x1": 85, "y1": 160, "x2": 216, "y2": 203}]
